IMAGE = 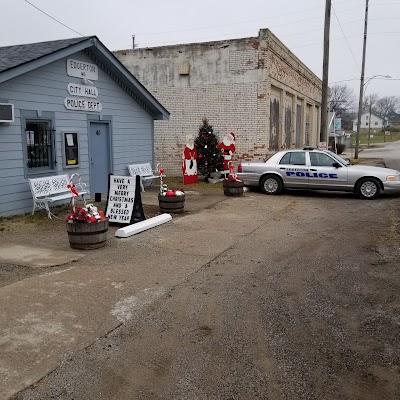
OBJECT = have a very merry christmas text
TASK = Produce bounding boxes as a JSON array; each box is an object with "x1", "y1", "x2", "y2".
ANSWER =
[{"x1": 107, "y1": 177, "x2": 135, "y2": 222}]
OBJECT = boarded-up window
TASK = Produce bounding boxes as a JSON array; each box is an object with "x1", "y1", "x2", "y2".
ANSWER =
[
  {"x1": 269, "y1": 89, "x2": 280, "y2": 151},
  {"x1": 296, "y1": 102, "x2": 302, "y2": 148},
  {"x1": 305, "y1": 104, "x2": 312, "y2": 146},
  {"x1": 285, "y1": 94, "x2": 293, "y2": 149}
]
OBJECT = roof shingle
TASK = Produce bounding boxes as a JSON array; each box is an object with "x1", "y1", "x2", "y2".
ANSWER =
[{"x1": 0, "y1": 37, "x2": 91, "y2": 74}]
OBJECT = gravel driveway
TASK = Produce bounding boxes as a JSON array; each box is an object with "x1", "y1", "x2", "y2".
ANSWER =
[{"x1": 5, "y1": 188, "x2": 400, "y2": 400}]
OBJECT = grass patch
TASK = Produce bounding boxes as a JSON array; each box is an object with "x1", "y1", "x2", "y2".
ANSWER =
[
  {"x1": 349, "y1": 157, "x2": 384, "y2": 166},
  {"x1": 352, "y1": 131, "x2": 400, "y2": 145}
]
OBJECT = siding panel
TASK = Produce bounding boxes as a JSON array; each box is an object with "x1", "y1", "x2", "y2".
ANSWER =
[{"x1": 0, "y1": 50, "x2": 156, "y2": 217}]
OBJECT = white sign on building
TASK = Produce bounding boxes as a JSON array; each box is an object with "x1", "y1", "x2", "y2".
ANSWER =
[
  {"x1": 67, "y1": 59, "x2": 98, "y2": 80},
  {"x1": 64, "y1": 98, "x2": 102, "y2": 112},
  {"x1": 67, "y1": 83, "x2": 98, "y2": 98}
]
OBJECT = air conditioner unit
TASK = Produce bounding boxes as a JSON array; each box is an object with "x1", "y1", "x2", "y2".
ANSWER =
[{"x1": 0, "y1": 103, "x2": 14, "y2": 123}]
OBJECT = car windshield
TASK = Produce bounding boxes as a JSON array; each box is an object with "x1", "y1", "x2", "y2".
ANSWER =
[{"x1": 325, "y1": 150, "x2": 350, "y2": 166}]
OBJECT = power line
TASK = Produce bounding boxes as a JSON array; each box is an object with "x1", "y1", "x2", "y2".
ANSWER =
[
  {"x1": 24, "y1": 0, "x2": 84, "y2": 37},
  {"x1": 287, "y1": 31, "x2": 400, "y2": 51},
  {"x1": 133, "y1": 2, "x2": 366, "y2": 38},
  {"x1": 329, "y1": 77, "x2": 399, "y2": 84},
  {"x1": 134, "y1": 10, "x2": 323, "y2": 37},
  {"x1": 329, "y1": 78, "x2": 360, "y2": 84},
  {"x1": 136, "y1": 29, "x2": 400, "y2": 49},
  {"x1": 107, "y1": 1, "x2": 369, "y2": 47},
  {"x1": 332, "y1": 6, "x2": 361, "y2": 72},
  {"x1": 370, "y1": 2, "x2": 400, "y2": 6}
]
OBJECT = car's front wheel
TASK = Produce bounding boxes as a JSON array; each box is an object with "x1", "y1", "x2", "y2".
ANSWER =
[
  {"x1": 260, "y1": 175, "x2": 283, "y2": 195},
  {"x1": 356, "y1": 177, "x2": 381, "y2": 200}
]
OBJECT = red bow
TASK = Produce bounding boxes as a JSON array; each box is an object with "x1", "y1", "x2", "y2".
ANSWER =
[{"x1": 67, "y1": 183, "x2": 79, "y2": 197}]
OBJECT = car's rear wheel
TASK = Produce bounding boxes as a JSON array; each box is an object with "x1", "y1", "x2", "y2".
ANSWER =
[
  {"x1": 356, "y1": 177, "x2": 381, "y2": 200},
  {"x1": 260, "y1": 175, "x2": 283, "y2": 195}
]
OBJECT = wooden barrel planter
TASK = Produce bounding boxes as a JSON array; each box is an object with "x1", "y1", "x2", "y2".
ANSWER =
[
  {"x1": 66, "y1": 220, "x2": 109, "y2": 250},
  {"x1": 158, "y1": 194, "x2": 185, "y2": 213},
  {"x1": 223, "y1": 180, "x2": 244, "y2": 196}
]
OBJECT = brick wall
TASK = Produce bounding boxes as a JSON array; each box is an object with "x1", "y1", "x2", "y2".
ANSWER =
[{"x1": 114, "y1": 29, "x2": 322, "y2": 176}]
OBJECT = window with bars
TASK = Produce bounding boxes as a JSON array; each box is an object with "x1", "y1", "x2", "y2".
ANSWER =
[{"x1": 25, "y1": 121, "x2": 55, "y2": 170}]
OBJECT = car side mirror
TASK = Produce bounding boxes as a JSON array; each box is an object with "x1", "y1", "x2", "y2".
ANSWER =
[{"x1": 332, "y1": 162, "x2": 342, "y2": 168}]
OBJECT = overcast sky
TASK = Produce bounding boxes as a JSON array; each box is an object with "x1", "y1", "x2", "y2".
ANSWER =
[{"x1": 2, "y1": 0, "x2": 400, "y2": 102}]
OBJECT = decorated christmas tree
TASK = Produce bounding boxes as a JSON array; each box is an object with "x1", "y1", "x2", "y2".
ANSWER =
[{"x1": 194, "y1": 118, "x2": 224, "y2": 179}]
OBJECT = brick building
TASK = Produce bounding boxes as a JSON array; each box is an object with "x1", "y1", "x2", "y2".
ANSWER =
[{"x1": 114, "y1": 29, "x2": 322, "y2": 176}]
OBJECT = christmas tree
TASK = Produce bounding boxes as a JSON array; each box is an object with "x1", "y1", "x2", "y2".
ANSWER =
[{"x1": 194, "y1": 118, "x2": 225, "y2": 179}]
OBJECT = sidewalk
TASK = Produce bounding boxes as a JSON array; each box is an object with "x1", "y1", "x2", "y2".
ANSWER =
[{"x1": 0, "y1": 187, "x2": 277, "y2": 399}]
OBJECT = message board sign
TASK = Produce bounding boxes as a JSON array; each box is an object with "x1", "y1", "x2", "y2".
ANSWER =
[{"x1": 105, "y1": 175, "x2": 145, "y2": 225}]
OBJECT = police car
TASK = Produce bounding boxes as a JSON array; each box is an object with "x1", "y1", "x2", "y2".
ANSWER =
[{"x1": 236, "y1": 147, "x2": 400, "y2": 200}]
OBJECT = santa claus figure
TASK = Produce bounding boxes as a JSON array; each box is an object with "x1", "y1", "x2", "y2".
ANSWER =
[
  {"x1": 182, "y1": 134, "x2": 198, "y2": 185},
  {"x1": 218, "y1": 132, "x2": 236, "y2": 171}
]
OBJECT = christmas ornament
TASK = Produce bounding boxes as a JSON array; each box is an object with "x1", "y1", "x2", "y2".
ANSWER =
[{"x1": 161, "y1": 184, "x2": 168, "y2": 195}]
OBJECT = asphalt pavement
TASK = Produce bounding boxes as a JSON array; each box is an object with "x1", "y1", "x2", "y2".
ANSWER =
[{"x1": 356, "y1": 140, "x2": 400, "y2": 170}]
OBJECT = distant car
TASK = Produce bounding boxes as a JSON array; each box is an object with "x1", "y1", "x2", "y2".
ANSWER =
[{"x1": 237, "y1": 147, "x2": 400, "y2": 200}]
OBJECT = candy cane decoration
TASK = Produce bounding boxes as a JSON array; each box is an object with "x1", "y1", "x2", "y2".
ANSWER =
[
  {"x1": 67, "y1": 173, "x2": 81, "y2": 211},
  {"x1": 156, "y1": 163, "x2": 165, "y2": 195}
]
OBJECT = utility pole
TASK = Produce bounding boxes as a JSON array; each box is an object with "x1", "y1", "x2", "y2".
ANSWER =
[
  {"x1": 320, "y1": 0, "x2": 331, "y2": 147},
  {"x1": 132, "y1": 35, "x2": 138, "y2": 50},
  {"x1": 355, "y1": 0, "x2": 369, "y2": 159},
  {"x1": 367, "y1": 101, "x2": 372, "y2": 148}
]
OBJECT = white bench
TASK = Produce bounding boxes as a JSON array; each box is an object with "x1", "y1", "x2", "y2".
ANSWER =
[
  {"x1": 128, "y1": 163, "x2": 159, "y2": 191},
  {"x1": 29, "y1": 174, "x2": 87, "y2": 219}
]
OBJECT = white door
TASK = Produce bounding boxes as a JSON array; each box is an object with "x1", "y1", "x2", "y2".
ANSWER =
[
  {"x1": 278, "y1": 151, "x2": 309, "y2": 188},
  {"x1": 308, "y1": 152, "x2": 348, "y2": 189}
]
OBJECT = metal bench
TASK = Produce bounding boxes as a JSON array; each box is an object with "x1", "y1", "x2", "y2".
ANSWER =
[
  {"x1": 29, "y1": 174, "x2": 87, "y2": 219},
  {"x1": 128, "y1": 163, "x2": 159, "y2": 191}
]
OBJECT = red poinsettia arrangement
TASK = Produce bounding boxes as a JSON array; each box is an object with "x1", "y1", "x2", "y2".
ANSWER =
[
  {"x1": 160, "y1": 185, "x2": 185, "y2": 197},
  {"x1": 224, "y1": 174, "x2": 242, "y2": 182},
  {"x1": 224, "y1": 162, "x2": 243, "y2": 182},
  {"x1": 66, "y1": 204, "x2": 107, "y2": 223}
]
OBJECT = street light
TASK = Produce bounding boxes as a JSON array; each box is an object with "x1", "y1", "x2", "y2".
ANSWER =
[
  {"x1": 363, "y1": 74, "x2": 391, "y2": 94},
  {"x1": 354, "y1": 74, "x2": 391, "y2": 158}
]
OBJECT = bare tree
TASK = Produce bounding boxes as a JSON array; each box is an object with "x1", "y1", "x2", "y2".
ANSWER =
[
  {"x1": 329, "y1": 84, "x2": 356, "y2": 130},
  {"x1": 375, "y1": 96, "x2": 400, "y2": 126},
  {"x1": 362, "y1": 93, "x2": 379, "y2": 114},
  {"x1": 330, "y1": 84, "x2": 356, "y2": 115}
]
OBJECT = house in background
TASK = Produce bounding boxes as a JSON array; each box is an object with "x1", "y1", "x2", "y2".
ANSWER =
[
  {"x1": 0, "y1": 36, "x2": 169, "y2": 217},
  {"x1": 387, "y1": 111, "x2": 400, "y2": 127},
  {"x1": 114, "y1": 29, "x2": 323, "y2": 176},
  {"x1": 352, "y1": 112, "x2": 387, "y2": 132}
]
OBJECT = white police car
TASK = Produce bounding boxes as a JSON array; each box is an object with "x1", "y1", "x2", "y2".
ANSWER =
[{"x1": 237, "y1": 148, "x2": 400, "y2": 200}]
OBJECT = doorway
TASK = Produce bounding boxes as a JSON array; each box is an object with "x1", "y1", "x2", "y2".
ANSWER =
[{"x1": 89, "y1": 122, "x2": 111, "y2": 194}]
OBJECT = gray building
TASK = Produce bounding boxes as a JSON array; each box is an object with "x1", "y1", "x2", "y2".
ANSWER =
[{"x1": 0, "y1": 36, "x2": 169, "y2": 217}]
